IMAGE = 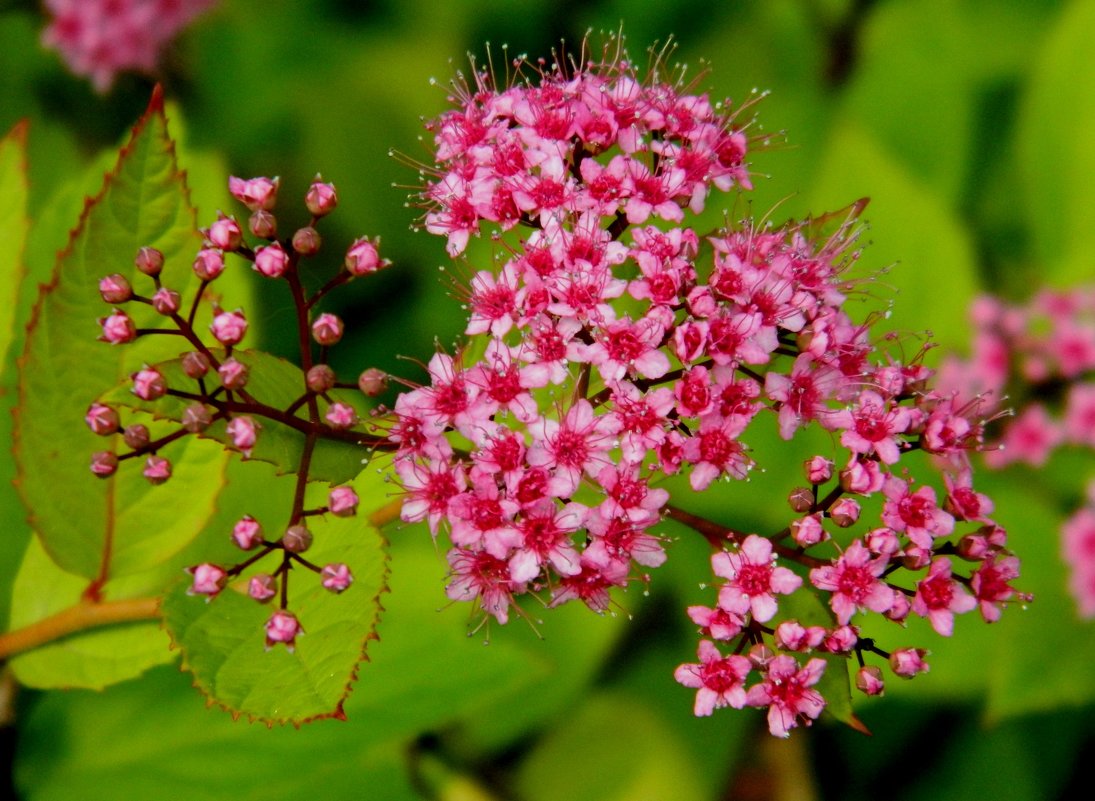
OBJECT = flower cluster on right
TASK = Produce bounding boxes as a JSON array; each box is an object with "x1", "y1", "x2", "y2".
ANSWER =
[
  {"x1": 941, "y1": 287, "x2": 1095, "y2": 617},
  {"x1": 393, "y1": 38, "x2": 1025, "y2": 737}
]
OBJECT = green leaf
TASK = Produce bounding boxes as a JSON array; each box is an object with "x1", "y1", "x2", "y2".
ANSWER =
[
  {"x1": 14, "y1": 87, "x2": 228, "y2": 580},
  {"x1": 1018, "y1": 0, "x2": 1095, "y2": 284},
  {"x1": 100, "y1": 349, "x2": 372, "y2": 485},
  {"x1": 806, "y1": 120, "x2": 980, "y2": 355},
  {"x1": 7, "y1": 537, "x2": 174, "y2": 690},
  {"x1": 0, "y1": 119, "x2": 32, "y2": 630},
  {"x1": 161, "y1": 472, "x2": 389, "y2": 724}
]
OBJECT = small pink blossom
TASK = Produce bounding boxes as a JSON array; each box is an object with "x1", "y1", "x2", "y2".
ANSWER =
[
  {"x1": 890, "y1": 647, "x2": 930, "y2": 678},
  {"x1": 712, "y1": 535, "x2": 802, "y2": 622},
  {"x1": 746, "y1": 655, "x2": 827, "y2": 738},
  {"x1": 809, "y1": 541, "x2": 895, "y2": 624},
  {"x1": 912, "y1": 558, "x2": 978, "y2": 636},
  {"x1": 674, "y1": 640, "x2": 752, "y2": 716}
]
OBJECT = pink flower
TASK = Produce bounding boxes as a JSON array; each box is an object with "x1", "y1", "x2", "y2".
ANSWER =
[
  {"x1": 745, "y1": 655, "x2": 827, "y2": 737},
  {"x1": 970, "y1": 555, "x2": 1021, "y2": 623},
  {"x1": 830, "y1": 390, "x2": 911, "y2": 464},
  {"x1": 810, "y1": 541, "x2": 895, "y2": 624},
  {"x1": 682, "y1": 416, "x2": 752, "y2": 491},
  {"x1": 229, "y1": 176, "x2": 279, "y2": 211},
  {"x1": 712, "y1": 535, "x2": 802, "y2": 622},
  {"x1": 687, "y1": 605, "x2": 745, "y2": 641},
  {"x1": 890, "y1": 647, "x2": 930, "y2": 678},
  {"x1": 881, "y1": 477, "x2": 954, "y2": 549},
  {"x1": 674, "y1": 640, "x2": 752, "y2": 716},
  {"x1": 911, "y1": 558, "x2": 978, "y2": 636},
  {"x1": 527, "y1": 399, "x2": 620, "y2": 497},
  {"x1": 446, "y1": 548, "x2": 524, "y2": 624},
  {"x1": 345, "y1": 236, "x2": 389, "y2": 275}
]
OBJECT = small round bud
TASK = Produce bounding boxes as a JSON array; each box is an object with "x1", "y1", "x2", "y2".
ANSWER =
[
  {"x1": 841, "y1": 458, "x2": 884, "y2": 495},
  {"x1": 182, "y1": 351, "x2": 211, "y2": 379},
  {"x1": 855, "y1": 665, "x2": 885, "y2": 696},
  {"x1": 282, "y1": 525, "x2": 313, "y2": 553},
  {"x1": 747, "y1": 643, "x2": 775, "y2": 668},
  {"x1": 254, "y1": 242, "x2": 289, "y2": 278},
  {"x1": 790, "y1": 513, "x2": 826, "y2": 547},
  {"x1": 210, "y1": 309, "x2": 248, "y2": 346},
  {"x1": 328, "y1": 486, "x2": 359, "y2": 517},
  {"x1": 901, "y1": 546, "x2": 932, "y2": 571},
  {"x1": 804, "y1": 456, "x2": 833, "y2": 484},
  {"x1": 305, "y1": 177, "x2": 337, "y2": 217},
  {"x1": 229, "y1": 176, "x2": 279, "y2": 212},
  {"x1": 248, "y1": 574, "x2": 277, "y2": 603},
  {"x1": 890, "y1": 647, "x2": 930, "y2": 678},
  {"x1": 99, "y1": 274, "x2": 132, "y2": 304},
  {"x1": 99, "y1": 310, "x2": 137, "y2": 344},
  {"x1": 232, "y1": 515, "x2": 263, "y2": 550},
  {"x1": 321, "y1": 563, "x2": 353, "y2": 593},
  {"x1": 143, "y1": 454, "x2": 171, "y2": 485},
  {"x1": 787, "y1": 486, "x2": 813, "y2": 513},
  {"x1": 325, "y1": 401, "x2": 357, "y2": 429},
  {"x1": 218, "y1": 357, "x2": 249, "y2": 390},
  {"x1": 131, "y1": 367, "x2": 166, "y2": 401},
  {"x1": 151, "y1": 287, "x2": 181, "y2": 315},
  {"x1": 957, "y1": 534, "x2": 992, "y2": 561},
  {"x1": 226, "y1": 415, "x2": 258, "y2": 457},
  {"x1": 291, "y1": 226, "x2": 321, "y2": 256},
  {"x1": 265, "y1": 610, "x2": 302, "y2": 651},
  {"x1": 345, "y1": 236, "x2": 388, "y2": 275},
  {"x1": 192, "y1": 248, "x2": 225, "y2": 281},
  {"x1": 123, "y1": 423, "x2": 151, "y2": 450},
  {"x1": 248, "y1": 209, "x2": 277, "y2": 239},
  {"x1": 206, "y1": 213, "x2": 243, "y2": 251},
  {"x1": 135, "y1": 246, "x2": 164, "y2": 277},
  {"x1": 85, "y1": 403, "x2": 119, "y2": 435},
  {"x1": 886, "y1": 592, "x2": 911, "y2": 623},
  {"x1": 182, "y1": 402, "x2": 213, "y2": 433},
  {"x1": 311, "y1": 313, "x2": 343, "y2": 346},
  {"x1": 90, "y1": 450, "x2": 118, "y2": 477},
  {"x1": 306, "y1": 364, "x2": 336, "y2": 393},
  {"x1": 357, "y1": 367, "x2": 388, "y2": 397},
  {"x1": 822, "y1": 625, "x2": 858, "y2": 654},
  {"x1": 865, "y1": 527, "x2": 901, "y2": 556},
  {"x1": 828, "y1": 497, "x2": 861, "y2": 527},
  {"x1": 187, "y1": 563, "x2": 227, "y2": 599}
]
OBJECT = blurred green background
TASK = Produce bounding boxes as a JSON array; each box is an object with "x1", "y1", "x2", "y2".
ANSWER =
[{"x1": 2, "y1": 0, "x2": 1094, "y2": 799}]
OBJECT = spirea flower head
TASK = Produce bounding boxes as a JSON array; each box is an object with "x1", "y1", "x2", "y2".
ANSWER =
[{"x1": 392, "y1": 35, "x2": 1023, "y2": 736}]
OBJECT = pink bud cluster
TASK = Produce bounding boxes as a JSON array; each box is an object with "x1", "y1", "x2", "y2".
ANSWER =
[
  {"x1": 41, "y1": 0, "x2": 218, "y2": 93},
  {"x1": 940, "y1": 286, "x2": 1095, "y2": 616},
  {"x1": 394, "y1": 40, "x2": 1025, "y2": 736},
  {"x1": 90, "y1": 175, "x2": 392, "y2": 651}
]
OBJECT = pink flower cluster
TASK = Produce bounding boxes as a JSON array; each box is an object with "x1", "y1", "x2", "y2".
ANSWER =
[
  {"x1": 941, "y1": 286, "x2": 1095, "y2": 616},
  {"x1": 396, "y1": 42, "x2": 1024, "y2": 736},
  {"x1": 42, "y1": 0, "x2": 217, "y2": 92}
]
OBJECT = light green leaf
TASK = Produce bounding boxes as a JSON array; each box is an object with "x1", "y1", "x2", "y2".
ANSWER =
[
  {"x1": 14, "y1": 87, "x2": 228, "y2": 580},
  {"x1": 7, "y1": 537, "x2": 173, "y2": 690}
]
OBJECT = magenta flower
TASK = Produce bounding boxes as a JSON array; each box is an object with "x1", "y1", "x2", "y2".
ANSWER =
[
  {"x1": 810, "y1": 541, "x2": 895, "y2": 624},
  {"x1": 912, "y1": 558, "x2": 978, "y2": 636},
  {"x1": 675, "y1": 640, "x2": 752, "y2": 716},
  {"x1": 746, "y1": 655, "x2": 827, "y2": 737},
  {"x1": 527, "y1": 399, "x2": 620, "y2": 498},
  {"x1": 712, "y1": 535, "x2": 802, "y2": 622}
]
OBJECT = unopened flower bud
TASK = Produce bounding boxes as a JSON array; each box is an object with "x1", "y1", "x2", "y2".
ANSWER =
[
  {"x1": 855, "y1": 665, "x2": 885, "y2": 696},
  {"x1": 143, "y1": 454, "x2": 171, "y2": 484},
  {"x1": 748, "y1": 643, "x2": 775, "y2": 668},
  {"x1": 787, "y1": 486, "x2": 813, "y2": 513},
  {"x1": 248, "y1": 209, "x2": 278, "y2": 239},
  {"x1": 99, "y1": 274, "x2": 132, "y2": 304},
  {"x1": 151, "y1": 287, "x2": 181, "y2": 315},
  {"x1": 229, "y1": 176, "x2": 279, "y2": 211},
  {"x1": 357, "y1": 367, "x2": 388, "y2": 396},
  {"x1": 226, "y1": 415, "x2": 258, "y2": 457},
  {"x1": 192, "y1": 248, "x2": 225, "y2": 281},
  {"x1": 248, "y1": 574, "x2": 277, "y2": 602},
  {"x1": 344, "y1": 236, "x2": 388, "y2": 275},
  {"x1": 822, "y1": 625, "x2": 858, "y2": 654},
  {"x1": 123, "y1": 423, "x2": 151, "y2": 450},
  {"x1": 305, "y1": 177, "x2": 337, "y2": 217},
  {"x1": 291, "y1": 226, "x2": 321, "y2": 256},
  {"x1": 828, "y1": 497, "x2": 860, "y2": 527},
  {"x1": 182, "y1": 351, "x2": 211, "y2": 379},
  {"x1": 282, "y1": 524, "x2": 313, "y2": 553},
  {"x1": 187, "y1": 563, "x2": 226, "y2": 600},
  {"x1": 182, "y1": 402, "x2": 213, "y2": 433},
  {"x1": 232, "y1": 515, "x2": 263, "y2": 550},
  {"x1": 254, "y1": 242, "x2": 289, "y2": 278},
  {"x1": 865, "y1": 527, "x2": 901, "y2": 556},
  {"x1": 306, "y1": 364, "x2": 336, "y2": 394},
  {"x1": 901, "y1": 546, "x2": 932, "y2": 570},
  {"x1": 90, "y1": 450, "x2": 118, "y2": 477},
  {"x1": 890, "y1": 647, "x2": 930, "y2": 678},
  {"x1": 206, "y1": 213, "x2": 243, "y2": 251},
  {"x1": 85, "y1": 403, "x2": 119, "y2": 435},
  {"x1": 957, "y1": 533, "x2": 996, "y2": 561},
  {"x1": 790, "y1": 513, "x2": 827, "y2": 547},
  {"x1": 325, "y1": 401, "x2": 357, "y2": 429},
  {"x1": 131, "y1": 367, "x2": 166, "y2": 401},
  {"x1": 218, "y1": 357, "x2": 249, "y2": 390},
  {"x1": 211, "y1": 309, "x2": 248, "y2": 346},
  {"x1": 804, "y1": 456, "x2": 833, "y2": 484},
  {"x1": 774, "y1": 621, "x2": 825, "y2": 651},
  {"x1": 311, "y1": 313, "x2": 343, "y2": 346},
  {"x1": 328, "y1": 486, "x2": 359, "y2": 517},
  {"x1": 321, "y1": 563, "x2": 353, "y2": 593},
  {"x1": 841, "y1": 458, "x2": 884, "y2": 495},
  {"x1": 135, "y1": 246, "x2": 164, "y2": 276},
  {"x1": 99, "y1": 310, "x2": 137, "y2": 344},
  {"x1": 885, "y1": 592, "x2": 911, "y2": 623},
  {"x1": 265, "y1": 610, "x2": 302, "y2": 651}
]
